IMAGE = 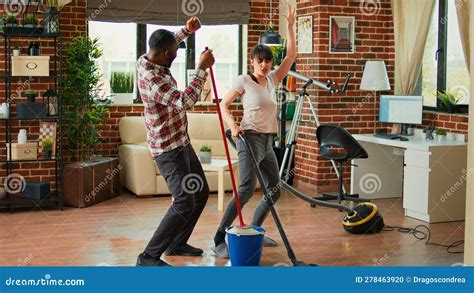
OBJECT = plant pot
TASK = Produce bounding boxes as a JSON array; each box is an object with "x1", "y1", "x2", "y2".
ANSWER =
[
  {"x1": 274, "y1": 141, "x2": 281, "y2": 148},
  {"x1": 6, "y1": 23, "x2": 17, "y2": 28},
  {"x1": 446, "y1": 104, "x2": 455, "y2": 113},
  {"x1": 112, "y1": 93, "x2": 134, "y2": 104},
  {"x1": 26, "y1": 94, "x2": 36, "y2": 103},
  {"x1": 437, "y1": 135, "x2": 446, "y2": 142},
  {"x1": 24, "y1": 24, "x2": 35, "y2": 28},
  {"x1": 199, "y1": 151, "x2": 212, "y2": 164},
  {"x1": 44, "y1": 149, "x2": 52, "y2": 160}
]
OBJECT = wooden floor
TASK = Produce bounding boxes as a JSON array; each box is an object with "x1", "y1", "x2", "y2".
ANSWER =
[{"x1": 0, "y1": 189, "x2": 465, "y2": 266}]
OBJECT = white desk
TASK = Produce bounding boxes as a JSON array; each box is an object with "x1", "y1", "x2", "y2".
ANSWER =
[{"x1": 351, "y1": 132, "x2": 467, "y2": 223}]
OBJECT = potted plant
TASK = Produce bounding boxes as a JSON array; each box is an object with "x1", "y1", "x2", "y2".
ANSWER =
[
  {"x1": 44, "y1": 0, "x2": 64, "y2": 34},
  {"x1": 274, "y1": 136, "x2": 281, "y2": 148},
  {"x1": 23, "y1": 13, "x2": 37, "y2": 28},
  {"x1": 199, "y1": 144, "x2": 212, "y2": 164},
  {"x1": 5, "y1": 13, "x2": 18, "y2": 28},
  {"x1": 62, "y1": 36, "x2": 108, "y2": 162},
  {"x1": 437, "y1": 90, "x2": 460, "y2": 113},
  {"x1": 42, "y1": 137, "x2": 53, "y2": 159},
  {"x1": 435, "y1": 128, "x2": 447, "y2": 141},
  {"x1": 25, "y1": 90, "x2": 37, "y2": 103},
  {"x1": 110, "y1": 71, "x2": 134, "y2": 104}
]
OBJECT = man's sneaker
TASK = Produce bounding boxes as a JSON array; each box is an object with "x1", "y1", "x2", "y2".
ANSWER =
[
  {"x1": 164, "y1": 244, "x2": 203, "y2": 256},
  {"x1": 136, "y1": 253, "x2": 171, "y2": 266},
  {"x1": 212, "y1": 242, "x2": 229, "y2": 258},
  {"x1": 263, "y1": 236, "x2": 277, "y2": 247}
]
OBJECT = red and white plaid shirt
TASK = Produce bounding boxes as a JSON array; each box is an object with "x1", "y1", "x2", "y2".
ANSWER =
[{"x1": 136, "y1": 28, "x2": 208, "y2": 157}]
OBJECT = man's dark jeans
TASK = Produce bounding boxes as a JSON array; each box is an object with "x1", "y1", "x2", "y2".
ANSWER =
[{"x1": 144, "y1": 144, "x2": 209, "y2": 258}]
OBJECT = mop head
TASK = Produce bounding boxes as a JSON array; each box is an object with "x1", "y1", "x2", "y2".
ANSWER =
[
  {"x1": 342, "y1": 202, "x2": 384, "y2": 234},
  {"x1": 226, "y1": 225, "x2": 264, "y2": 236}
]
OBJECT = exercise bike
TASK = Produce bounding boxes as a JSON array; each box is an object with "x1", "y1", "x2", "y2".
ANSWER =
[{"x1": 224, "y1": 72, "x2": 384, "y2": 266}]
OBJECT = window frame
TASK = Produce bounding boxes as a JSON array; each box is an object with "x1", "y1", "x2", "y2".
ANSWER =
[
  {"x1": 136, "y1": 24, "x2": 244, "y2": 104},
  {"x1": 421, "y1": 0, "x2": 469, "y2": 114}
]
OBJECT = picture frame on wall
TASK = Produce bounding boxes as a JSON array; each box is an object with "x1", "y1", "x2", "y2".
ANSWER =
[
  {"x1": 329, "y1": 16, "x2": 355, "y2": 54},
  {"x1": 297, "y1": 16, "x2": 312, "y2": 54},
  {"x1": 39, "y1": 122, "x2": 57, "y2": 158}
]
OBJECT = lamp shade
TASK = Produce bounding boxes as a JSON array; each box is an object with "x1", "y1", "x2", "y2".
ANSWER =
[
  {"x1": 259, "y1": 27, "x2": 282, "y2": 46},
  {"x1": 360, "y1": 60, "x2": 391, "y2": 91}
]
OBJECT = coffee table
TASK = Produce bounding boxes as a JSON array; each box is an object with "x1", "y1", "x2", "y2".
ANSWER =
[{"x1": 201, "y1": 159, "x2": 238, "y2": 211}]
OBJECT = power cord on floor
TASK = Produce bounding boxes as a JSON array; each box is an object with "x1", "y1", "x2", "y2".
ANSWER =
[{"x1": 382, "y1": 224, "x2": 464, "y2": 254}]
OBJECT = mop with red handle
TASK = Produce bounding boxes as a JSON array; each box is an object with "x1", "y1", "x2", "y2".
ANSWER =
[{"x1": 205, "y1": 47, "x2": 245, "y2": 228}]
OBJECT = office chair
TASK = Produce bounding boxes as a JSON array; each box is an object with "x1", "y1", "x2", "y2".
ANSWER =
[{"x1": 312, "y1": 124, "x2": 370, "y2": 206}]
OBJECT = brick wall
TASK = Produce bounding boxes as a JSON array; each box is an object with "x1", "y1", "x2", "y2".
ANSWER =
[
  {"x1": 0, "y1": 0, "x2": 87, "y2": 189},
  {"x1": 292, "y1": 0, "x2": 469, "y2": 193},
  {"x1": 292, "y1": 0, "x2": 395, "y2": 193}
]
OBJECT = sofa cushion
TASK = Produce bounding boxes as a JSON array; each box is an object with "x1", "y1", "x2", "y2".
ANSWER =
[
  {"x1": 119, "y1": 116, "x2": 147, "y2": 144},
  {"x1": 187, "y1": 113, "x2": 238, "y2": 159}
]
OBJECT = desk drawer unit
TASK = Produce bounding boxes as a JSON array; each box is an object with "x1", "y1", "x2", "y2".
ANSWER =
[{"x1": 403, "y1": 146, "x2": 467, "y2": 223}]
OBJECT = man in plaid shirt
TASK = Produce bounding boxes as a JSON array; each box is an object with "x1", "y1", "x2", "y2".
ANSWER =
[{"x1": 136, "y1": 17, "x2": 215, "y2": 266}]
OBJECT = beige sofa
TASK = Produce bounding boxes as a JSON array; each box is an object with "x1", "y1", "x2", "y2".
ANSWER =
[{"x1": 118, "y1": 113, "x2": 240, "y2": 196}]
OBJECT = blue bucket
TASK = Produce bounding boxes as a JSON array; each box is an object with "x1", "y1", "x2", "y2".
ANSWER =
[{"x1": 226, "y1": 225, "x2": 265, "y2": 266}]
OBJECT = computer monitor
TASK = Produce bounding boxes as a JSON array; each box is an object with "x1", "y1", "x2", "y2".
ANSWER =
[
  {"x1": 379, "y1": 95, "x2": 423, "y2": 125},
  {"x1": 379, "y1": 95, "x2": 423, "y2": 136}
]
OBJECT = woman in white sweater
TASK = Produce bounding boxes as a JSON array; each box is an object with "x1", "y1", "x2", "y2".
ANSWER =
[{"x1": 213, "y1": 5, "x2": 297, "y2": 258}]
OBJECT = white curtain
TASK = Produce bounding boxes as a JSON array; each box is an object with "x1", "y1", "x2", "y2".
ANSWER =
[
  {"x1": 391, "y1": 0, "x2": 436, "y2": 95},
  {"x1": 456, "y1": 0, "x2": 470, "y2": 74}
]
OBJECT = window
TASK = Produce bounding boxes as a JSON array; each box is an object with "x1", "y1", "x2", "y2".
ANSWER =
[
  {"x1": 89, "y1": 22, "x2": 244, "y2": 104},
  {"x1": 420, "y1": 2, "x2": 439, "y2": 107},
  {"x1": 418, "y1": 0, "x2": 470, "y2": 110},
  {"x1": 446, "y1": 0, "x2": 469, "y2": 105},
  {"x1": 195, "y1": 25, "x2": 240, "y2": 101},
  {"x1": 88, "y1": 21, "x2": 137, "y2": 101}
]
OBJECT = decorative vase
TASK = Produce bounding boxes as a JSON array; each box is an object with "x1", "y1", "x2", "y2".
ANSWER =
[
  {"x1": 28, "y1": 42, "x2": 39, "y2": 56},
  {"x1": 44, "y1": 149, "x2": 52, "y2": 160},
  {"x1": 17, "y1": 129, "x2": 27, "y2": 144},
  {"x1": 199, "y1": 151, "x2": 212, "y2": 164},
  {"x1": 0, "y1": 103, "x2": 9, "y2": 119},
  {"x1": 26, "y1": 93, "x2": 36, "y2": 103}
]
